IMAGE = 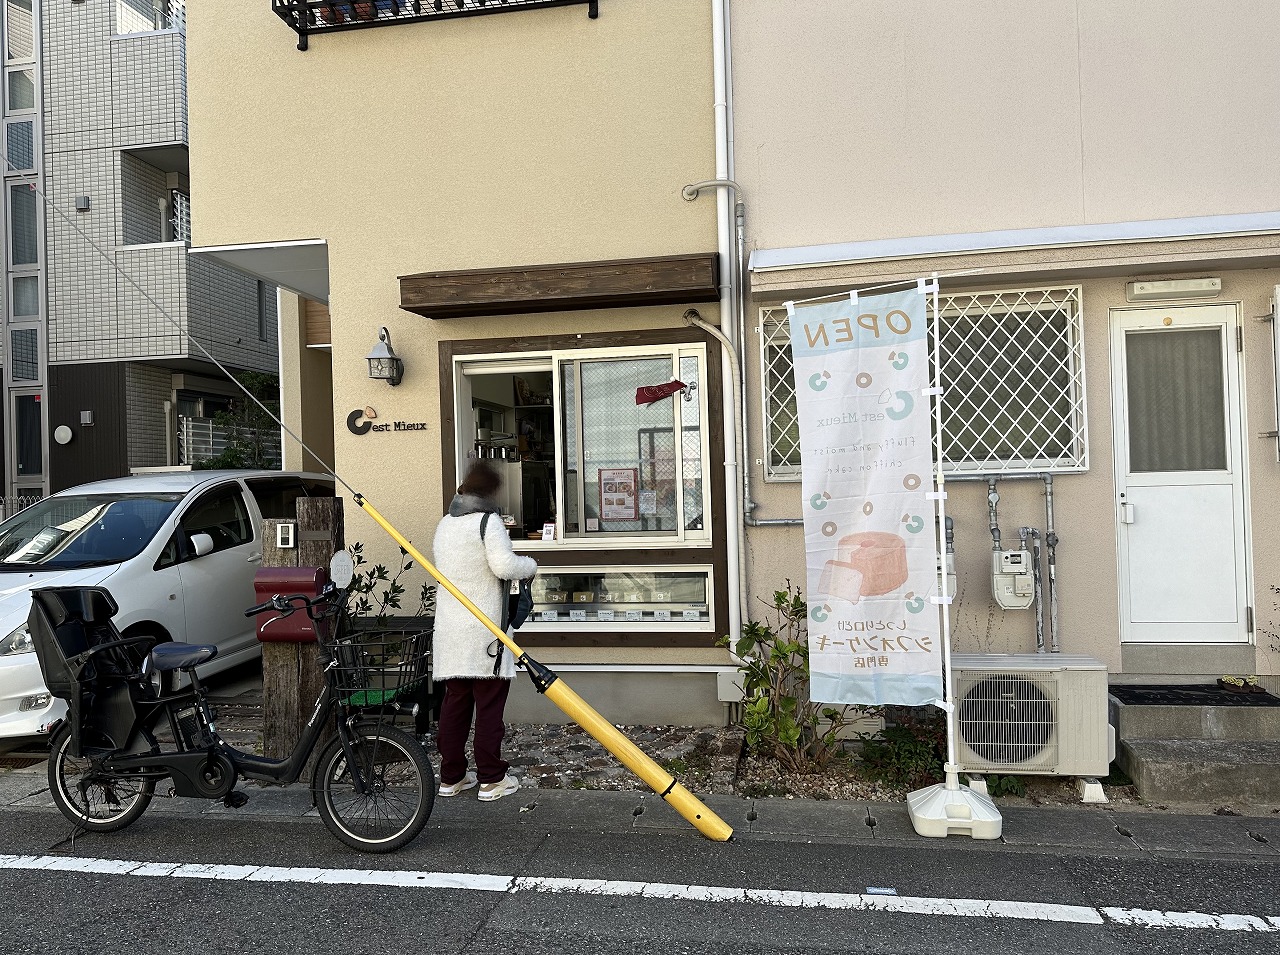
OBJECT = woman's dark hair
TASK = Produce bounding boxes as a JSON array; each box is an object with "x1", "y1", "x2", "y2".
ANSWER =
[{"x1": 458, "y1": 460, "x2": 502, "y2": 498}]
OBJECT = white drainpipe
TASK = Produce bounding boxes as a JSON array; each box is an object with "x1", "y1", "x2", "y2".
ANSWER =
[
  {"x1": 711, "y1": 0, "x2": 743, "y2": 640},
  {"x1": 685, "y1": 3, "x2": 745, "y2": 640}
]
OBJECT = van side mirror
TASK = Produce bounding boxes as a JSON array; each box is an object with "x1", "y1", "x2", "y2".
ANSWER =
[{"x1": 190, "y1": 533, "x2": 214, "y2": 557}]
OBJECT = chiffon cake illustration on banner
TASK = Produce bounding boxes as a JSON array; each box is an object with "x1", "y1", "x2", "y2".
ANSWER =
[{"x1": 817, "y1": 531, "x2": 909, "y2": 604}]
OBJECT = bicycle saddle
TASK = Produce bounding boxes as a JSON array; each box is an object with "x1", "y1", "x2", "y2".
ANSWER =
[{"x1": 149, "y1": 642, "x2": 219, "y2": 672}]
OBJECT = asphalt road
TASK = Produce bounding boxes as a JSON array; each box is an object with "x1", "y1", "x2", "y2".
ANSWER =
[{"x1": 2, "y1": 802, "x2": 1277, "y2": 955}]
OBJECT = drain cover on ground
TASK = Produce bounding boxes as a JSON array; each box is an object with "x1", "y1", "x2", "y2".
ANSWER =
[
  {"x1": 0, "y1": 755, "x2": 45, "y2": 769},
  {"x1": 1110, "y1": 684, "x2": 1280, "y2": 707}
]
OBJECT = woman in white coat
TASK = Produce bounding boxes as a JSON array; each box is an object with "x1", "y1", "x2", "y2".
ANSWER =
[{"x1": 431, "y1": 461, "x2": 537, "y2": 801}]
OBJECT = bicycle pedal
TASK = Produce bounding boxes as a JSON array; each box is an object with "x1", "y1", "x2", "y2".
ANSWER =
[{"x1": 222, "y1": 791, "x2": 249, "y2": 809}]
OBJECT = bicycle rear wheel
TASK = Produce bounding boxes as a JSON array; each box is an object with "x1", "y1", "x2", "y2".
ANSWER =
[
  {"x1": 48, "y1": 723, "x2": 155, "y2": 833},
  {"x1": 315, "y1": 723, "x2": 435, "y2": 853}
]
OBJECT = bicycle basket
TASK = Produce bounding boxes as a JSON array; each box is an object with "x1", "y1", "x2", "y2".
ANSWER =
[{"x1": 330, "y1": 630, "x2": 430, "y2": 709}]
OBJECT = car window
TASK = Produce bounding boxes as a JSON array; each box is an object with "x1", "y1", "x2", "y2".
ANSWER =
[
  {"x1": 180, "y1": 487, "x2": 254, "y2": 554},
  {"x1": 0, "y1": 494, "x2": 181, "y2": 569},
  {"x1": 244, "y1": 476, "x2": 336, "y2": 520}
]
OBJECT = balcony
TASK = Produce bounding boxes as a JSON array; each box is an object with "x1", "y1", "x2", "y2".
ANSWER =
[{"x1": 271, "y1": 0, "x2": 597, "y2": 50}]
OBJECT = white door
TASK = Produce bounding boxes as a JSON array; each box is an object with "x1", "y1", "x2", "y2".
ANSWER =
[{"x1": 1111, "y1": 304, "x2": 1249, "y2": 644}]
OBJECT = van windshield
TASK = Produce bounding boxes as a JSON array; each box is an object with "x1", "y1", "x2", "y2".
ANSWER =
[{"x1": 0, "y1": 494, "x2": 183, "y2": 569}]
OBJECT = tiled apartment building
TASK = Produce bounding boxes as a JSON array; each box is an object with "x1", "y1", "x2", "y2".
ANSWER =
[{"x1": 2, "y1": 0, "x2": 278, "y2": 498}]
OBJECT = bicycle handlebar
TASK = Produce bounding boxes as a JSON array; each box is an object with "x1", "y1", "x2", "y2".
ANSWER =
[{"x1": 243, "y1": 582, "x2": 341, "y2": 620}]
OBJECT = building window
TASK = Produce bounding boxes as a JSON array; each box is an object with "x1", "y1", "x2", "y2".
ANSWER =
[
  {"x1": 10, "y1": 326, "x2": 36, "y2": 380},
  {"x1": 5, "y1": 66, "x2": 32, "y2": 110},
  {"x1": 10, "y1": 273, "x2": 37, "y2": 317},
  {"x1": 5, "y1": 0, "x2": 33, "y2": 62},
  {"x1": 257, "y1": 281, "x2": 268, "y2": 341},
  {"x1": 8, "y1": 181, "x2": 37, "y2": 265},
  {"x1": 5, "y1": 118, "x2": 32, "y2": 171},
  {"x1": 15, "y1": 392, "x2": 40, "y2": 476},
  {"x1": 759, "y1": 286, "x2": 1088, "y2": 478},
  {"x1": 115, "y1": 0, "x2": 184, "y2": 34},
  {"x1": 455, "y1": 344, "x2": 711, "y2": 544}
]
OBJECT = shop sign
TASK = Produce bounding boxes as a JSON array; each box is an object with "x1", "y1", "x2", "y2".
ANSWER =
[
  {"x1": 788, "y1": 287, "x2": 943, "y2": 707},
  {"x1": 346, "y1": 406, "x2": 429, "y2": 436}
]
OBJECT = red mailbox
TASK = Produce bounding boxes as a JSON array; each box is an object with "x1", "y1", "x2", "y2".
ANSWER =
[{"x1": 253, "y1": 567, "x2": 328, "y2": 643}]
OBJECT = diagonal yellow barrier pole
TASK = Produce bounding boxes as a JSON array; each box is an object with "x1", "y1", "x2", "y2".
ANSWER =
[{"x1": 355, "y1": 495, "x2": 733, "y2": 842}]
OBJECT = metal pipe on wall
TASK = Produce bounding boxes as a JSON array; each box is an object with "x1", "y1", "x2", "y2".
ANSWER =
[
  {"x1": 1044, "y1": 473, "x2": 1060, "y2": 652},
  {"x1": 1022, "y1": 526, "x2": 1045, "y2": 653}
]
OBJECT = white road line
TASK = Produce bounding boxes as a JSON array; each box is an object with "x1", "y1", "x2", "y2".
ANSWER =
[{"x1": 0, "y1": 853, "x2": 1274, "y2": 932}]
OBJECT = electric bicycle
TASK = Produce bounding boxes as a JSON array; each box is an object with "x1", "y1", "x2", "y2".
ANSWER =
[{"x1": 30, "y1": 552, "x2": 436, "y2": 853}]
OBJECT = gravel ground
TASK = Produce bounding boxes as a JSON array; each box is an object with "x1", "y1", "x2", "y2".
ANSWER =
[{"x1": 201, "y1": 693, "x2": 1263, "y2": 814}]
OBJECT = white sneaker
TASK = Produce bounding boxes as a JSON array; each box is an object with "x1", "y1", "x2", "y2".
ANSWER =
[
  {"x1": 438, "y1": 771, "x2": 477, "y2": 797},
  {"x1": 477, "y1": 774, "x2": 520, "y2": 802}
]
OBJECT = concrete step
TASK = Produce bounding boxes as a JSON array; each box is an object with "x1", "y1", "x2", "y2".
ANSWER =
[
  {"x1": 1109, "y1": 697, "x2": 1280, "y2": 742},
  {"x1": 1117, "y1": 738, "x2": 1280, "y2": 806}
]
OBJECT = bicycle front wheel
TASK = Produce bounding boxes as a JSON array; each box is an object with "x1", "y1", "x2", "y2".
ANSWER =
[
  {"x1": 48, "y1": 723, "x2": 155, "y2": 833},
  {"x1": 315, "y1": 723, "x2": 435, "y2": 853}
]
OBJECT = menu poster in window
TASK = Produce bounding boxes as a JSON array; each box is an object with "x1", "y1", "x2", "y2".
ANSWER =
[{"x1": 598, "y1": 467, "x2": 639, "y2": 521}]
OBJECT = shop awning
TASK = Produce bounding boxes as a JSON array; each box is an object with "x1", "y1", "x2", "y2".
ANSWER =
[
  {"x1": 399, "y1": 253, "x2": 720, "y2": 319},
  {"x1": 188, "y1": 239, "x2": 330, "y2": 303}
]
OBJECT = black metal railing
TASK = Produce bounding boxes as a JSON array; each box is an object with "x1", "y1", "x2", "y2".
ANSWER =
[{"x1": 271, "y1": 0, "x2": 598, "y2": 50}]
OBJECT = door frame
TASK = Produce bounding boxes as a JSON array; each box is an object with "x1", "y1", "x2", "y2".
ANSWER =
[{"x1": 1109, "y1": 301, "x2": 1253, "y2": 645}]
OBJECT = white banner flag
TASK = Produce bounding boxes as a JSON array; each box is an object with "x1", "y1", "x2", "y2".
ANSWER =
[{"x1": 788, "y1": 287, "x2": 943, "y2": 706}]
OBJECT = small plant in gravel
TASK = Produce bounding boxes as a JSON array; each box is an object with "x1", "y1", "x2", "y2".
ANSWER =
[
  {"x1": 857, "y1": 705, "x2": 947, "y2": 791},
  {"x1": 984, "y1": 774, "x2": 1026, "y2": 798},
  {"x1": 719, "y1": 581, "x2": 857, "y2": 774}
]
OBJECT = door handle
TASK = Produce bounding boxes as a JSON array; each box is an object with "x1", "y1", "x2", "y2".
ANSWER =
[
  {"x1": 1120, "y1": 503, "x2": 1135, "y2": 524},
  {"x1": 247, "y1": 552, "x2": 262, "y2": 562}
]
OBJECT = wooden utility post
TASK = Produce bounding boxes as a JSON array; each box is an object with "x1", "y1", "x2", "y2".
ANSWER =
[{"x1": 259, "y1": 497, "x2": 343, "y2": 760}]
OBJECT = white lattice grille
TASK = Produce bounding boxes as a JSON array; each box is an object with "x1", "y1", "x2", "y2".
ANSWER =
[{"x1": 758, "y1": 286, "x2": 1088, "y2": 480}]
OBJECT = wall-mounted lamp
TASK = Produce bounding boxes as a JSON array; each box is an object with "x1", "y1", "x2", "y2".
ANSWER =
[{"x1": 366, "y1": 326, "x2": 404, "y2": 386}]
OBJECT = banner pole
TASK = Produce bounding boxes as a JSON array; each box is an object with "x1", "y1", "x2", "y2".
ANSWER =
[{"x1": 905, "y1": 275, "x2": 1002, "y2": 838}]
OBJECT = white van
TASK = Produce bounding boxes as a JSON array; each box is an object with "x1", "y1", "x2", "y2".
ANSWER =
[{"x1": 0, "y1": 470, "x2": 334, "y2": 739}]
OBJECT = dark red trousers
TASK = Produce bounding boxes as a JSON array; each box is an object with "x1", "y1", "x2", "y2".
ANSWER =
[{"x1": 437, "y1": 677, "x2": 511, "y2": 785}]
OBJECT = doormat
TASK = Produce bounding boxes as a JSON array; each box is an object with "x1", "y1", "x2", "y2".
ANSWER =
[{"x1": 1110, "y1": 684, "x2": 1280, "y2": 707}]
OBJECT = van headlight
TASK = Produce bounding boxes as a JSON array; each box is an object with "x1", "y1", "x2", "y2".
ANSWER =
[{"x1": 0, "y1": 624, "x2": 34, "y2": 655}]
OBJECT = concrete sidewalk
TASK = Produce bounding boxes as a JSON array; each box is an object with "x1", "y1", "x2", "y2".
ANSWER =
[{"x1": 3, "y1": 758, "x2": 1278, "y2": 858}]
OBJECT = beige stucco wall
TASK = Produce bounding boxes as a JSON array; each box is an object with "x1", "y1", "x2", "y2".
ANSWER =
[
  {"x1": 188, "y1": 2, "x2": 726, "y2": 672},
  {"x1": 744, "y1": 265, "x2": 1280, "y2": 680},
  {"x1": 730, "y1": 0, "x2": 1280, "y2": 250}
]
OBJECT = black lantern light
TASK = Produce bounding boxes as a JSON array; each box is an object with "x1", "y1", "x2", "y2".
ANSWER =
[{"x1": 366, "y1": 326, "x2": 404, "y2": 386}]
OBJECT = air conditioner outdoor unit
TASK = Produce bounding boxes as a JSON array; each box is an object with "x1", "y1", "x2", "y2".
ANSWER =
[{"x1": 951, "y1": 654, "x2": 1110, "y2": 778}]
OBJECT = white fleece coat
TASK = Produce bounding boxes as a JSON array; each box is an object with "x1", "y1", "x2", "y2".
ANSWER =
[{"x1": 432, "y1": 509, "x2": 537, "y2": 680}]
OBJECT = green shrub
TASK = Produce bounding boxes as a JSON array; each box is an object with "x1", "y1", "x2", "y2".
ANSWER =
[
  {"x1": 719, "y1": 581, "x2": 855, "y2": 773},
  {"x1": 858, "y1": 705, "x2": 947, "y2": 790},
  {"x1": 347, "y1": 541, "x2": 434, "y2": 629}
]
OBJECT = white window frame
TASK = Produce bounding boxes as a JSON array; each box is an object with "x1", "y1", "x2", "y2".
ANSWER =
[
  {"x1": 454, "y1": 342, "x2": 713, "y2": 549},
  {"x1": 759, "y1": 285, "x2": 1089, "y2": 480}
]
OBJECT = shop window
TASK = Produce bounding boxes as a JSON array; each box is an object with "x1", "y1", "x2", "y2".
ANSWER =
[
  {"x1": 759, "y1": 286, "x2": 1088, "y2": 478},
  {"x1": 457, "y1": 344, "x2": 710, "y2": 545}
]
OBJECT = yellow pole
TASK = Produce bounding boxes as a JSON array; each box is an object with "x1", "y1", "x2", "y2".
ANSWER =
[{"x1": 355, "y1": 495, "x2": 733, "y2": 842}]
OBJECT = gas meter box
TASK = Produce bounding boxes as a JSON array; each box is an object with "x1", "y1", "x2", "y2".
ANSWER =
[
  {"x1": 992, "y1": 550, "x2": 1035, "y2": 610},
  {"x1": 253, "y1": 567, "x2": 328, "y2": 643}
]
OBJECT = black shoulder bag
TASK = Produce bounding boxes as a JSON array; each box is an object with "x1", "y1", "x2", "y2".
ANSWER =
[{"x1": 480, "y1": 513, "x2": 535, "y2": 674}]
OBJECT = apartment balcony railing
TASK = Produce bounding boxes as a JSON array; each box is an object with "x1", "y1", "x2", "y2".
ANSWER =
[
  {"x1": 271, "y1": 0, "x2": 598, "y2": 50},
  {"x1": 179, "y1": 417, "x2": 282, "y2": 469}
]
